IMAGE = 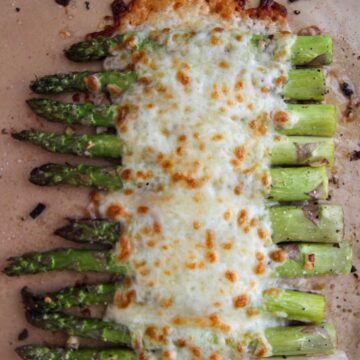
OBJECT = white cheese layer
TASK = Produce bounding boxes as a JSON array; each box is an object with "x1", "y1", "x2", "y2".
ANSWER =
[{"x1": 95, "y1": 22, "x2": 294, "y2": 359}]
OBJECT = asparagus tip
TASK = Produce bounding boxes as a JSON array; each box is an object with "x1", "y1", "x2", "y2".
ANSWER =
[
  {"x1": 11, "y1": 130, "x2": 30, "y2": 142},
  {"x1": 29, "y1": 163, "x2": 58, "y2": 186}
]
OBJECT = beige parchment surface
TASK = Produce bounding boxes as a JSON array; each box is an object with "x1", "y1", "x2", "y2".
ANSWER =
[{"x1": 0, "y1": 1, "x2": 359, "y2": 359}]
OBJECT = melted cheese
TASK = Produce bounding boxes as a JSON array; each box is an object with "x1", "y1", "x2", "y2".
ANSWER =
[{"x1": 95, "y1": 20, "x2": 294, "y2": 360}]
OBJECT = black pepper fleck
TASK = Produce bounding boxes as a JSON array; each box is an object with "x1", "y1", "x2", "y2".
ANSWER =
[
  {"x1": 340, "y1": 82, "x2": 354, "y2": 97},
  {"x1": 351, "y1": 265, "x2": 357, "y2": 273},
  {"x1": 55, "y1": 0, "x2": 71, "y2": 6},
  {"x1": 294, "y1": 10, "x2": 301, "y2": 15},
  {"x1": 15, "y1": 7, "x2": 21, "y2": 12},
  {"x1": 85, "y1": 1, "x2": 90, "y2": 10},
  {"x1": 29, "y1": 203, "x2": 46, "y2": 219},
  {"x1": 350, "y1": 150, "x2": 360, "y2": 161},
  {"x1": 17, "y1": 329, "x2": 28, "y2": 341}
]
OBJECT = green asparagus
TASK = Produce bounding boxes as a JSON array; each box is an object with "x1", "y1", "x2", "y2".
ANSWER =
[
  {"x1": 4, "y1": 248, "x2": 127, "y2": 276},
  {"x1": 29, "y1": 163, "x2": 123, "y2": 191},
  {"x1": 65, "y1": 32, "x2": 332, "y2": 65},
  {"x1": 30, "y1": 69, "x2": 325, "y2": 100},
  {"x1": 28, "y1": 99, "x2": 337, "y2": 137},
  {"x1": 275, "y1": 242, "x2": 352, "y2": 278},
  {"x1": 55, "y1": 218, "x2": 121, "y2": 246},
  {"x1": 16, "y1": 346, "x2": 137, "y2": 360},
  {"x1": 270, "y1": 205, "x2": 344, "y2": 244},
  {"x1": 31, "y1": 70, "x2": 137, "y2": 95},
  {"x1": 13, "y1": 130, "x2": 123, "y2": 159}
]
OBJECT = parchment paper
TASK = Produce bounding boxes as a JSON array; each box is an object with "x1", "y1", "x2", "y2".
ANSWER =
[{"x1": 0, "y1": 1, "x2": 358, "y2": 359}]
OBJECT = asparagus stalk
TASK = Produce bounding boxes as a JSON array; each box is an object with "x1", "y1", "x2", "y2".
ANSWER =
[
  {"x1": 57, "y1": 204, "x2": 343, "y2": 246},
  {"x1": 279, "y1": 104, "x2": 337, "y2": 137},
  {"x1": 28, "y1": 99, "x2": 336, "y2": 137},
  {"x1": 25, "y1": 311, "x2": 133, "y2": 346},
  {"x1": 21, "y1": 283, "x2": 117, "y2": 312},
  {"x1": 16, "y1": 345, "x2": 137, "y2": 360},
  {"x1": 29, "y1": 163, "x2": 123, "y2": 192},
  {"x1": 270, "y1": 205, "x2": 344, "y2": 244},
  {"x1": 65, "y1": 32, "x2": 332, "y2": 65},
  {"x1": 30, "y1": 163, "x2": 327, "y2": 200},
  {"x1": 271, "y1": 136, "x2": 334, "y2": 167},
  {"x1": 283, "y1": 69, "x2": 325, "y2": 101},
  {"x1": 255, "y1": 323, "x2": 336, "y2": 357},
  {"x1": 23, "y1": 282, "x2": 325, "y2": 323},
  {"x1": 4, "y1": 242, "x2": 351, "y2": 278},
  {"x1": 275, "y1": 242, "x2": 352, "y2": 278},
  {"x1": 4, "y1": 248, "x2": 127, "y2": 276},
  {"x1": 14, "y1": 129, "x2": 334, "y2": 166},
  {"x1": 55, "y1": 218, "x2": 121, "y2": 246},
  {"x1": 31, "y1": 69, "x2": 325, "y2": 100},
  {"x1": 262, "y1": 289, "x2": 324, "y2": 323},
  {"x1": 12, "y1": 130, "x2": 123, "y2": 159},
  {"x1": 27, "y1": 99, "x2": 118, "y2": 128},
  {"x1": 30, "y1": 70, "x2": 137, "y2": 95},
  {"x1": 269, "y1": 166, "x2": 328, "y2": 202}
]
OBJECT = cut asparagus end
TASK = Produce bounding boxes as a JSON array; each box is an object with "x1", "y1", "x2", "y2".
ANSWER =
[
  {"x1": 21, "y1": 283, "x2": 117, "y2": 312},
  {"x1": 27, "y1": 99, "x2": 118, "y2": 128},
  {"x1": 280, "y1": 104, "x2": 337, "y2": 137},
  {"x1": 55, "y1": 218, "x2": 121, "y2": 246},
  {"x1": 30, "y1": 70, "x2": 137, "y2": 95},
  {"x1": 255, "y1": 323, "x2": 337, "y2": 357},
  {"x1": 271, "y1": 136, "x2": 334, "y2": 167},
  {"x1": 270, "y1": 204, "x2": 344, "y2": 244},
  {"x1": 269, "y1": 166, "x2": 328, "y2": 202},
  {"x1": 275, "y1": 242, "x2": 353, "y2": 278},
  {"x1": 16, "y1": 345, "x2": 137, "y2": 360},
  {"x1": 29, "y1": 163, "x2": 123, "y2": 192},
  {"x1": 12, "y1": 130, "x2": 123, "y2": 159},
  {"x1": 4, "y1": 248, "x2": 127, "y2": 276},
  {"x1": 262, "y1": 289, "x2": 325, "y2": 323},
  {"x1": 25, "y1": 311, "x2": 133, "y2": 345},
  {"x1": 291, "y1": 35, "x2": 333, "y2": 66},
  {"x1": 283, "y1": 68, "x2": 326, "y2": 101}
]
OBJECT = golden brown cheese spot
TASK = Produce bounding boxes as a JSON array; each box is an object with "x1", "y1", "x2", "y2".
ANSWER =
[
  {"x1": 304, "y1": 253, "x2": 316, "y2": 269},
  {"x1": 206, "y1": 251, "x2": 217, "y2": 263},
  {"x1": 218, "y1": 60, "x2": 229, "y2": 69},
  {"x1": 106, "y1": 204, "x2": 128, "y2": 219},
  {"x1": 121, "y1": 168, "x2": 132, "y2": 181},
  {"x1": 269, "y1": 249, "x2": 286, "y2": 263},
  {"x1": 176, "y1": 69, "x2": 190, "y2": 86},
  {"x1": 275, "y1": 75, "x2": 287, "y2": 86},
  {"x1": 223, "y1": 210, "x2": 231, "y2": 221},
  {"x1": 233, "y1": 294, "x2": 248, "y2": 309},
  {"x1": 175, "y1": 338, "x2": 187, "y2": 347},
  {"x1": 137, "y1": 206, "x2": 149, "y2": 214},
  {"x1": 246, "y1": 307, "x2": 260, "y2": 317},
  {"x1": 221, "y1": 242, "x2": 233, "y2": 250},
  {"x1": 212, "y1": 133, "x2": 224, "y2": 141},
  {"x1": 161, "y1": 350, "x2": 172, "y2": 360},
  {"x1": 237, "y1": 209, "x2": 248, "y2": 226},
  {"x1": 273, "y1": 110, "x2": 289, "y2": 125},
  {"x1": 234, "y1": 185, "x2": 242, "y2": 196},
  {"x1": 209, "y1": 35, "x2": 220, "y2": 46},
  {"x1": 205, "y1": 229, "x2": 214, "y2": 249},
  {"x1": 257, "y1": 228, "x2": 267, "y2": 240},
  {"x1": 114, "y1": 289, "x2": 136, "y2": 309},
  {"x1": 160, "y1": 297, "x2": 174, "y2": 308},
  {"x1": 250, "y1": 218, "x2": 257, "y2": 227},
  {"x1": 256, "y1": 251, "x2": 265, "y2": 261},
  {"x1": 153, "y1": 220, "x2": 162, "y2": 234},
  {"x1": 234, "y1": 145, "x2": 245, "y2": 161},
  {"x1": 209, "y1": 352, "x2": 221, "y2": 360},
  {"x1": 263, "y1": 288, "x2": 281, "y2": 296},
  {"x1": 190, "y1": 346, "x2": 201, "y2": 358},
  {"x1": 192, "y1": 221, "x2": 201, "y2": 230},
  {"x1": 84, "y1": 75, "x2": 100, "y2": 92},
  {"x1": 117, "y1": 235, "x2": 132, "y2": 261},
  {"x1": 254, "y1": 262, "x2": 265, "y2": 275},
  {"x1": 224, "y1": 270, "x2": 237, "y2": 283},
  {"x1": 147, "y1": 239, "x2": 156, "y2": 248}
]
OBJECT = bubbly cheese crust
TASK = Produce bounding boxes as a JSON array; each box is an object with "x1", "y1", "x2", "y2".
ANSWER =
[{"x1": 94, "y1": 17, "x2": 294, "y2": 360}]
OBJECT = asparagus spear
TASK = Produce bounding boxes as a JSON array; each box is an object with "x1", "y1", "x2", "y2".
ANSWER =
[
  {"x1": 283, "y1": 68, "x2": 325, "y2": 101},
  {"x1": 270, "y1": 205, "x2": 344, "y2": 244},
  {"x1": 55, "y1": 218, "x2": 121, "y2": 246},
  {"x1": 21, "y1": 283, "x2": 117, "y2": 312},
  {"x1": 30, "y1": 163, "x2": 327, "y2": 200},
  {"x1": 271, "y1": 136, "x2": 334, "y2": 167},
  {"x1": 262, "y1": 289, "x2": 324, "y2": 323},
  {"x1": 275, "y1": 242, "x2": 352, "y2": 278},
  {"x1": 29, "y1": 163, "x2": 123, "y2": 192},
  {"x1": 57, "y1": 204, "x2": 343, "y2": 246},
  {"x1": 30, "y1": 69, "x2": 324, "y2": 100},
  {"x1": 14, "y1": 129, "x2": 334, "y2": 166},
  {"x1": 4, "y1": 242, "x2": 350, "y2": 278},
  {"x1": 279, "y1": 104, "x2": 337, "y2": 137},
  {"x1": 255, "y1": 323, "x2": 336, "y2": 357},
  {"x1": 25, "y1": 311, "x2": 133, "y2": 346},
  {"x1": 28, "y1": 99, "x2": 336, "y2": 137},
  {"x1": 30, "y1": 70, "x2": 137, "y2": 95},
  {"x1": 269, "y1": 166, "x2": 328, "y2": 202},
  {"x1": 4, "y1": 248, "x2": 127, "y2": 276},
  {"x1": 65, "y1": 32, "x2": 332, "y2": 65},
  {"x1": 16, "y1": 345, "x2": 137, "y2": 360},
  {"x1": 22, "y1": 283, "x2": 325, "y2": 323},
  {"x1": 12, "y1": 130, "x2": 123, "y2": 159},
  {"x1": 27, "y1": 99, "x2": 118, "y2": 128}
]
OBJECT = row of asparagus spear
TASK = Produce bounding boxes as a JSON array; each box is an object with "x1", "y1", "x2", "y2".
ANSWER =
[{"x1": 6, "y1": 32, "x2": 349, "y2": 359}]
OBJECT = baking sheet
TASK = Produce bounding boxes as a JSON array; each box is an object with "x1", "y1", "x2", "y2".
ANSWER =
[{"x1": 0, "y1": 1, "x2": 359, "y2": 359}]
